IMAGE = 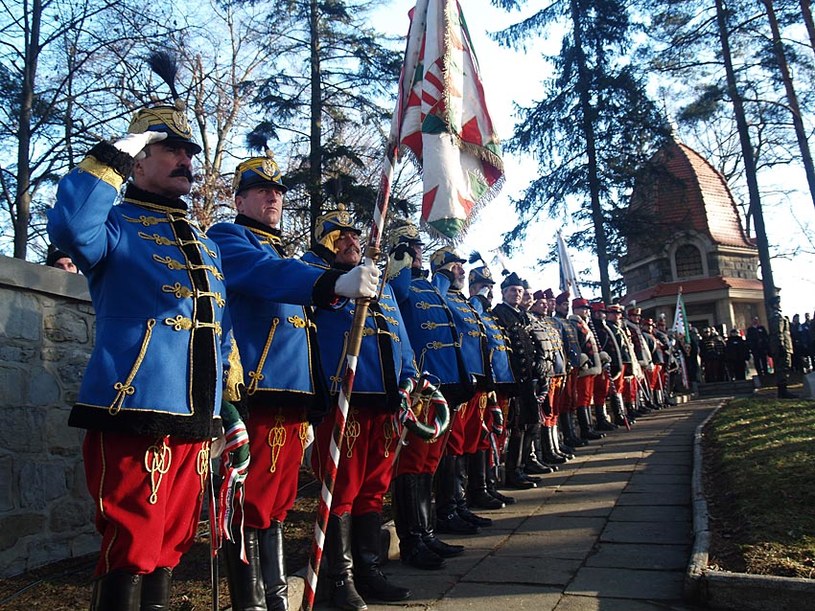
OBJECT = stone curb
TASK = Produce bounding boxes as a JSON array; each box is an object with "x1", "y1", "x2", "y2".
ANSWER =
[{"x1": 685, "y1": 398, "x2": 815, "y2": 610}]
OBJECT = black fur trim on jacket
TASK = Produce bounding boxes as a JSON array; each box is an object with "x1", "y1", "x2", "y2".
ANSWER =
[
  {"x1": 68, "y1": 403, "x2": 218, "y2": 441},
  {"x1": 87, "y1": 142, "x2": 135, "y2": 179},
  {"x1": 313, "y1": 269, "x2": 344, "y2": 309}
]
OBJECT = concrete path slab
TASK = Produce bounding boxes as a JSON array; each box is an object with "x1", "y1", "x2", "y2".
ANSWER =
[
  {"x1": 554, "y1": 594, "x2": 694, "y2": 610},
  {"x1": 586, "y1": 542, "x2": 690, "y2": 570},
  {"x1": 565, "y1": 566, "x2": 685, "y2": 599},
  {"x1": 463, "y1": 554, "x2": 583, "y2": 587},
  {"x1": 617, "y1": 490, "x2": 689, "y2": 506},
  {"x1": 434, "y1": 583, "x2": 563, "y2": 610},
  {"x1": 608, "y1": 504, "x2": 691, "y2": 523},
  {"x1": 601, "y1": 520, "x2": 692, "y2": 545}
]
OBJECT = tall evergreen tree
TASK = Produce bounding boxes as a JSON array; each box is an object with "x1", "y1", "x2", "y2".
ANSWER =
[
  {"x1": 492, "y1": 0, "x2": 669, "y2": 302},
  {"x1": 244, "y1": 0, "x2": 403, "y2": 247}
]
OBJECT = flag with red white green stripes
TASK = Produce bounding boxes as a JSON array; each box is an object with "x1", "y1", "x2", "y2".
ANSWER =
[{"x1": 389, "y1": 0, "x2": 504, "y2": 241}]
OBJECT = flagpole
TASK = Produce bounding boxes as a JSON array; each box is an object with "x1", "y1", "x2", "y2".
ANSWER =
[{"x1": 300, "y1": 148, "x2": 398, "y2": 611}]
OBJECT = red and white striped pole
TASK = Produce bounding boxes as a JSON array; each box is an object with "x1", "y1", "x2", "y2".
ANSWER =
[{"x1": 300, "y1": 149, "x2": 397, "y2": 611}]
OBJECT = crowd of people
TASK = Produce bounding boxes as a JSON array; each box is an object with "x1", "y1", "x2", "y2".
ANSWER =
[
  {"x1": 43, "y1": 83, "x2": 800, "y2": 611},
  {"x1": 676, "y1": 308, "x2": 803, "y2": 399}
]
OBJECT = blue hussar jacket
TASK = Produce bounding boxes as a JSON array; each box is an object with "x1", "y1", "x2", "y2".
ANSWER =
[
  {"x1": 303, "y1": 246, "x2": 418, "y2": 411},
  {"x1": 390, "y1": 266, "x2": 474, "y2": 406},
  {"x1": 433, "y1": 274, "x2": 490, "y2": 389},
  {"x1": 469, "y1": 293, "x2": 516, "y2": 393},
  {"x1": 46, "y1": 143, "x2": 238, "y2": 440},
  {"x1": 207, "y1": 215, "x2": 345, "y2": 418}
]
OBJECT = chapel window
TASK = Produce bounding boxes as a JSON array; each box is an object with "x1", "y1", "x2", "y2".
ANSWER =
[{"x1": 675, "y1": 244, "x2": 704, "y2": 278}]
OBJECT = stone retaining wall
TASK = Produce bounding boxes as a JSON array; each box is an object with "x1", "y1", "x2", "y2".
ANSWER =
[{"x1": 0, "y1": 255, "x2": 99, "y2": 577}]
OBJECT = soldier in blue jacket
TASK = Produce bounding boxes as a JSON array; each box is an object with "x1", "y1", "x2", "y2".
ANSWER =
[
  {"x1": 304, "y1": 208, "x2": 414, "y2": 610},
  {"x1": 467, "y1": 264, "x2": 518, "y2": 504},
  {"x1": 46, "y1": 98, "x2": 246, "y2": 610},
  {"x1": 429, "y1": 248, "x2": 495, "y2": 534},
  {"x1": 207, "y1": 153, "x2": 379, "y2": 610},
  {"x1": 387, "y1": 221, "x2": 473, "y2": 571}
]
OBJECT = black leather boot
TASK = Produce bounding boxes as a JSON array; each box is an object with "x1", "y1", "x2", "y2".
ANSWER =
[
  {"x1": 392, "y1": 473, "x2": 446, "y2": 569},
  {"x1": 258, "y1": 522, "x2": 288, "y2": 611},
  {"x1": 561, "y1": 412, "x2": 588, "y2": 447},
  {"x1": 595, "y1": 403, "x2": 617, "y2": 431},
  {"x1": 577, "y1": 406, "x2": 604, "y2": 440},
  {"x1": 541, "y1": 424, "x2": 567, "y2": 464},
  {"x1": 435, "y1": 455, "x2": 479, "y2": 534},
  {"x1": 324, "y1": 513, "x2": 367, "y2": 611},
  {"x1": 486, "y1": 462, "x2": 516, "y2": 505},
  {"x1": 90, "y1": 570, "x2": 142, "y2": 611},
  {"x1": 523, "y1": 424, "x2": 556, "y2": 474},
  {"x1": 141, "y1": 567, "x2": 171, "y2": 611},
  {"x1": 419, "y1": 473, "x2": 464, "y2": 558},
  {"x1": 223, "y1": 528, "x2": 267, "y2": 611},
  {"x1": 551, "y1": 422, "x2": 574, "y2": 459},
  {"x1": 455, "y1": 455, "x2": 492, "y2": 527},
  {"x1": 352, "y1": 513, "x2": 411, "y2": 602},
  {"x1": 467, "y1": 450, "x2": 504, "y2": 509},
  {"x1": 504, "y1": 430, "x2": 535, "y2": 489}
]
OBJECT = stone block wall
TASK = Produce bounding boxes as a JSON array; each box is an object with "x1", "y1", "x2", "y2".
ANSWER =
[{"x1": 0, "y1": 255, "x2": 99, "y2": 577}]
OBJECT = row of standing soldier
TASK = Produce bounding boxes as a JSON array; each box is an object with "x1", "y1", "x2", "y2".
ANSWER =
[{"x1": 46, "y1": 85, "x2": 682, "y2": 611}]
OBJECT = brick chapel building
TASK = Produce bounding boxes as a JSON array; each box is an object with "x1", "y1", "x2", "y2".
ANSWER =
[{"x1": 621, "y1": 139, "x2": 765, "y2": 331}]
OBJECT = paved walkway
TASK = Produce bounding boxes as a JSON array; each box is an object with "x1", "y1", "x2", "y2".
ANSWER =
[{"x1": 354, "y1": 398, "x2": 721, "y2": 611}]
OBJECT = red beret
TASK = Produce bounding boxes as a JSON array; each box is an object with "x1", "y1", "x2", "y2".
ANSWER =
[
  {"x1": 590, "y1": 301, "x2": 606, "y2": 313},
  {"x1": 555, "y1": 291, "x2": 570, "y2": 305},
  {"x1": 606, "y1": 304, "x2": 624, "y2": 313},
  {"x1": 627, "y1": 307, "x2": 642, "y2": 316},
  {"x1": 572, "y1": 297, "x2": 589, "y2": 309}
]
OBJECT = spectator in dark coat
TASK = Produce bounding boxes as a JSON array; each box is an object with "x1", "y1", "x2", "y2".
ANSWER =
[{"x1": 724, "y1": 329, "x2": 750, "y2": 380}]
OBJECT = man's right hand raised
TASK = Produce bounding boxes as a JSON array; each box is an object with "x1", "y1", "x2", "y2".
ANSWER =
[{"x1": 113, "y1": 131, "x2": 168, "y2": 159}]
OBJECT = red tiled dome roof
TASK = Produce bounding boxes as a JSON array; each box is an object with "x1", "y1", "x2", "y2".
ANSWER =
[{"x1": 632, "y1": 141, "x2": 755, "y2": 249}]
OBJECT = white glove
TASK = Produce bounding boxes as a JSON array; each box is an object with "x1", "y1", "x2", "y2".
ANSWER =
[
  {"x1": 334, "y1": 258, "x2": 381, "y2": 299},
  {"x1": 113, "y1": 131, "x2": 168, "y2": 159}
]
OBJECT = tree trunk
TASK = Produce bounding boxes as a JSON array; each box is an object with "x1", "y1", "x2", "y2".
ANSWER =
[
  {"x1": 762, "y1": 0, "x2": 815, "y2": 212},
  {"x1": 14, "y1": 0, "x2": 43, "y2": 260},
  {"x1": 309, "y1": 0, "x2": 323, "y2": 248},
  {"x1": 569, "y1": 0, "x2": 611, "y2": 303},
  {"x1": 714, "y1": 0, "x2": 775, "y2": 306},
  {"x1": 800, "y1": 0, "x2": 815, "y2": 58}
]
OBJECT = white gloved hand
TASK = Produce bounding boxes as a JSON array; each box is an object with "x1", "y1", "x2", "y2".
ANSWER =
[
  {"x1": 113, "y1": 131, "x2": 168, "y2": 159},
  {"x1": 334, "y1": 258, "x2": 381, "y2": 299}
]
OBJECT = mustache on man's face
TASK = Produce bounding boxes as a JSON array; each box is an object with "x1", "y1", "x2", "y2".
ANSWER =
[{"x1": 170, "y1": 168, "x2": 194, "y2": 182}]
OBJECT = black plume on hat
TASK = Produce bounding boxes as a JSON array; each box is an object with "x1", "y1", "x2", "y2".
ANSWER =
[
  {"x1": 147, "y1": 51, "x2": 181, "y2": 101},
  {"x1": 469, "y1": 250, "x2": 487, "y2": 266}
]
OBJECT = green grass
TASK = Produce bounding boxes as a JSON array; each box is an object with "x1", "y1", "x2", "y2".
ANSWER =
[{"x1": 705, "y1": 397, "x2": 815, "y2": 578}]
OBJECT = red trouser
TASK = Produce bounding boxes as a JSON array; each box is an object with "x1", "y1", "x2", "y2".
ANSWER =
[
  {"x1": 648, "y1": 363, "x2": 662, "y2": 390},
  {"x1": 574, "y1": 374, "x2": 595, "y2": 407},
  {"x1": 623, "y1": 364, "x2": 638, "y2": 403},
  {"x1": 593, "y1": 372, "x2": 610, "y2": 411},
  {"x1": 444, "y1": 403, "x2": 467, "y2": 456},
  {"x1": 395, "y1": 400, "x2": 447, "y2": 476},
  {"x1": 83, "y1": 431, "x2": 209, "y2": 576},
  {"x1": 312, "y1": 407, "x2": 397, "y2": 516},
  {"x1": 243, "y1": 408, "x2": 308, "y2": 528},
  {"x1": 547, "y1": 375, "x2": 566, "y2": 424},
  {"x1": 462, "y1": 392, "x2": 488, "y2": 454}
]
